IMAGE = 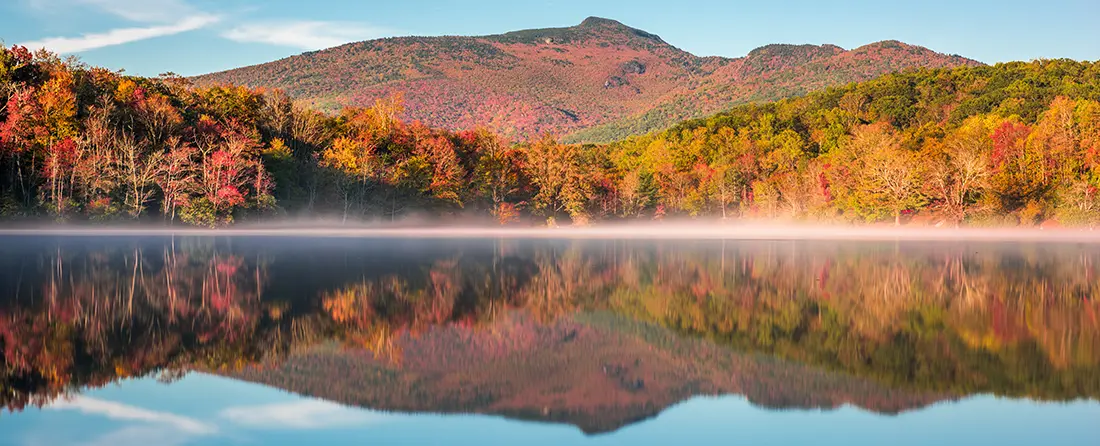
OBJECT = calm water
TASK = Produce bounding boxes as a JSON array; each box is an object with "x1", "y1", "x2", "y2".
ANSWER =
[{"x1": 0, "y1": 235, "x2": 1098, "y2": 445}]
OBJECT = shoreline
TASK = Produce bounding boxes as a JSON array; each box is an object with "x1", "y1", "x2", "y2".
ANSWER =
[{"x1": 2, "y1": 224, "x2": 1100, "y2": 242}]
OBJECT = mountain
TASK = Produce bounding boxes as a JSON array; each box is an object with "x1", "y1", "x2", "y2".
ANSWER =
[
  {"x1": 193, "y1": 17, "x2": 981, "y2": 143},
  {"x1": 223, "y1": 312, "x2": 952, "y2": 434}
]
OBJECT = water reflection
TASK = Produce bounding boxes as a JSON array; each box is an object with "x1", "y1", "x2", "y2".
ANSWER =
[
  {"x1": 1, "y1": 236, "x2": 1099, "y2": 436},
  {"x1": 8, "y1": 373, "x2": 1098, "y2": 446}
]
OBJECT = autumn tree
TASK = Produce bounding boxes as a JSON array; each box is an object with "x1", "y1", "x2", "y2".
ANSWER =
[
  {"x1": 115, "y1": 132, "x2": 162, "y2": 217},
  {"x1": 41, "y1": 137, "x2": 75, "y2": 216},
  {"x1": 71, "y1": 102, "x2": 120, "y2": 217},
  {"x1": 615, "y1": 170, "x2": 652, "y2": 218},
  {"x1": 927, "y1": 117, "x2": 993, "y2": 225},
  {"x1": 1041, "y1": 97, "x2": 1100, "y2": 224},
  {"x1": 707, "y1": 127, "x2": 759, "y2": 218},
  {"x1": 320, "y1": 135, "x2": 382, "y2": 221},
  {"x1": 986, "y1": 120, "x2": 1052, "y2": 222},
  {"x1": 833, "y1": 123, "x2": 925, "y2": 224},
  {"x1": 156, "y1": 137, "x2": 198, "y2": 221},
  {"x1": 18, "y1": 64, "x2": 79, "y2": 215},
  {"x1": 524, "y1": 134, "x2": 593, "y2": 223},
  {"x1": 865, "y1": 139, "x2": 924, "y2": 225},
  {"x1": 133, "y1": 89, "x2": 184, "y2": 149},
  {"x1": 468, "y1": 129, "x2": 525, "y2": 220},
  {"x1": 181, "y1": 124, "x2": 271, "y2": 226},
  {"x1": 1, "y1": 87, "x2": 44, "y2": 207}
]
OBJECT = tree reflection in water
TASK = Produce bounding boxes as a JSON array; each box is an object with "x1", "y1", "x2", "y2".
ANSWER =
[{"x1": 1, "y1": 236, "x2": 1098, "y2": 420}]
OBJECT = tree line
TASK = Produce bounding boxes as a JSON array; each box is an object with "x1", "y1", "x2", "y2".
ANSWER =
[{"x1": 2, "y1": 45, "x2": 1098, "y2": 226}]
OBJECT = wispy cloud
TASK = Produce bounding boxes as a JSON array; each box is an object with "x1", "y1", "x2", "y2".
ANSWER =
[
  {"x1": 16, "y1": 0, "x2": 217, "y2": 54},
  {"x1": 21, "y1": 0, "x2": 198, "y2": 23},
  {"x1": 220, "y1": 400, "x2": 392, "y2": 429},
  {"x1": 222, "y1": 21, "x2": 392, "y2": 50},
  {"x1": 76, "y1": 0, "x2": 197, "y2": 23},
  {"x1": 17, "y1": 1, "x2": 391, "y2": 55},
  {"x1": 72, "y1": 425, "x2": 203, "y2": 446},
  {"x1": 49, "y1": 396, "x2": 218, "y2": 435},
  {"x1": 18, "y1": 14, "x2": 220, "y2": 54}
]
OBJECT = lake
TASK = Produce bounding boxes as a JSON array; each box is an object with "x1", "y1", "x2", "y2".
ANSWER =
[{"x1": 0, "y1": 235, "x2": 1098, "y2": 445}]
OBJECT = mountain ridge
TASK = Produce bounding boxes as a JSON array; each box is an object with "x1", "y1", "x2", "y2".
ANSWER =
[
  {"x1": 222, "y1": 312, "x2": 953, "y2": 435},
  {"x1": 193, "y1": 17, "x2": 981, "y2": 142}
]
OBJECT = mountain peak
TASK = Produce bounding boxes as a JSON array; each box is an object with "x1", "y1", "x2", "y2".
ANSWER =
[
  {"x1": 578, "y1": 16, "x2": 626, "y2": 28},
  {"x1": 487, "y1": 17, "x2": 665, "y2": 45},
  {"x1": 578, "y1": 17, "x2": 665, "y2": 43},
  {"x1": 855, "y1": 40, "x2": 917, "y2": 51}
]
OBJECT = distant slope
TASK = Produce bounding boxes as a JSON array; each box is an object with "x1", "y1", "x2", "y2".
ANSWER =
[
  {"x1": 224, "y1": 312, "x2": 951, "y2": 434},
  {"x1": 567, "y1": 40, "x2": 983, "y2": 143},
  {"x1": 194, "y1": 17, "x2": 980, "y2": 142}
]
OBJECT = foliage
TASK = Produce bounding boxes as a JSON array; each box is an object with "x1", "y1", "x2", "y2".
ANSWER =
[
  {"x1": 595, "y1": 59, "x2": 1100, "y2": 224},
  {"x1": 2, "y1": 43, "x2": 1099, "y2": 226}
]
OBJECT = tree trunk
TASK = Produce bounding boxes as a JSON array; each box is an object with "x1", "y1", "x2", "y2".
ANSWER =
[
  {"x1": 720, "y1": 188, "x2": 727, "y2": 220},
  {"x1": 895, "y1": 209, "x2": 902, "y2": 226}
]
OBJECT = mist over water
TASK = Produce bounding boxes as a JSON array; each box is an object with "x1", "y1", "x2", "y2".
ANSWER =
[{"x1": 4, "y1": 222, "x2": 1100, "y2": 243}]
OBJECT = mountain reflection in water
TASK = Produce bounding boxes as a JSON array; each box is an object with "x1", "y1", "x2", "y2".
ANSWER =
[{"x1": 0, "y1": 236, "x2": 1098, "y2": 442}]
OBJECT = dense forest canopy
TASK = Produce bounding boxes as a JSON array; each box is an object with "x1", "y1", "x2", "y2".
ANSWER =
[
  {"x1": 599, "y1": 59, "x2": 1100, "y2": 225},
  {"x1": 1, "y1": 44, "x2": 1098, "y2": 226}
]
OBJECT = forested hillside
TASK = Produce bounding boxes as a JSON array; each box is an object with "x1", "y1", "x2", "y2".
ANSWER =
[
  {"x1": 194, "y1": 17, "x2": 978, "y2": 142},
  {"x1": 1, "y1": 43, "x2": 1097, "y2": 226},
  {"x1": 600, "y1": 59, "x2": 1100, "y2": 225}
]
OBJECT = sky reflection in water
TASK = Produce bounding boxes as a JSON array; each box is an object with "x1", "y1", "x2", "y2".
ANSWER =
[{"x1": 3, "y1": 373, "x2": 1098, "y2": 446}]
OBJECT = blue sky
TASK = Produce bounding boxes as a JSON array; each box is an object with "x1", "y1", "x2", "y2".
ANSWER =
[{"x1": 0, "y1": 0, "x2": 1097, "y2": 77}]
